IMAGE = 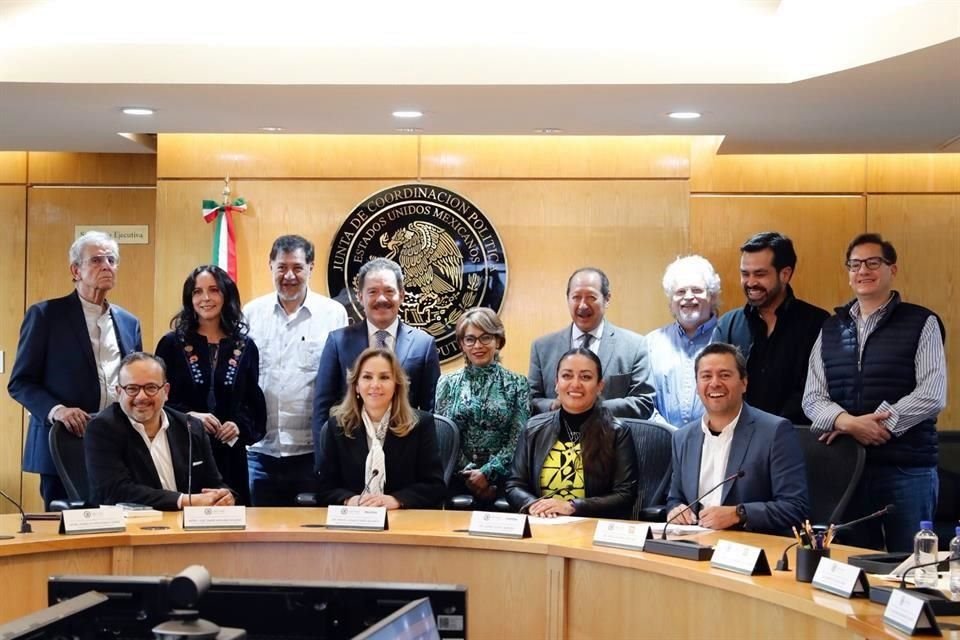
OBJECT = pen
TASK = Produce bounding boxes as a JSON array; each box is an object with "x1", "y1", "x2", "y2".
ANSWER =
[{"x1": 792, "y1": 525, "x2": 803, "y2": 546}]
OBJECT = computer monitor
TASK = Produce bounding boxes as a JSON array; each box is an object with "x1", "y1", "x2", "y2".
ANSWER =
[
  {"x1": 351, "y1": 598, "x2": 439, "y2": 640},
  {"x1": 0, "y1": 591, "x2": 108, "y2": 640}
]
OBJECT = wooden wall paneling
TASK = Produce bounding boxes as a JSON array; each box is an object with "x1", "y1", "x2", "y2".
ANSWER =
[
  {"x1": 867, "y1": 194, "x2": 960, "y2": 429},
  {"x1": 866, "y1": 154, "x2": 960, "y2": 193},
  {"x1": 27, "y1": 153, "x2": 156, "y2": 186},
  {"x1": 156, "y1": 134, "x2": 419, "y2": 179},
  {"x1": 420, "y1": 135, "x2": 691, "y2": 179},
  {"x1": 689, "y1": 195, "x2": 866, "y2": 315},
  {"x1": 0, "y1": 186, "x2": 26, "y2": 515},
  {"x1": 689, "y1": 137, "x2": 866, "y2": 193},
  {"x1": 0, "y1": 152, "x2": 27, "y2": 184}
]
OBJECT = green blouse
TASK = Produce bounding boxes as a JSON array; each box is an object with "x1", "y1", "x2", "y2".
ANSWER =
[{"x1": 435, "y1": 362, "x2": 530, "y2": 482}]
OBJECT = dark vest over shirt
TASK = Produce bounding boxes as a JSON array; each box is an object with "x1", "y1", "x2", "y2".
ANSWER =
[{"x1": 821, "y1": 292, "x2": 941, "y2": 467}]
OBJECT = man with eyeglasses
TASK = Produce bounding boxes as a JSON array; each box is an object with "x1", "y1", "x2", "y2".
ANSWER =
[
  {"x1": 85, "y1": 352, "x2": 234, "y2": 509},
  {"x1": 803, "y1": 233, "x2": 946, "y2": 551},
  {"x1": 8, "y1": 231, "x2": 142, "y2": 510}
]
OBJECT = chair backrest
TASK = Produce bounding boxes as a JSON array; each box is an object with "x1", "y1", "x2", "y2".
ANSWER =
[
  {"x1": 431, "y1": 414, "x2": 461, "y2": 487},
  {"x1": 935, "y1": 430, "x2": 960, "y2": 525},
  {"x1": 794, "y1": 425, "x2": 865, "y2": 526},
  {"x1": 48, "y1": 420, "x2": 90, "y2": 504},
  {"x1": 620, "y1": 418, "x2": 676, "y2": 516}
]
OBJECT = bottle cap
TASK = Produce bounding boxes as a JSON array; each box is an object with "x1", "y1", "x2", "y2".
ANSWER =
[
  {"x1": 920, "y1": 520, "x2": 933, "y2": 530},
  {"x1": 955, "y1": 526, "x2": 960, "y2": 536}
]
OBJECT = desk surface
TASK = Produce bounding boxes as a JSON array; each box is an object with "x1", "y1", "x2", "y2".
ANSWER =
[{"x1": 1, "y1": 510, "x2": 956, "y2": 639}]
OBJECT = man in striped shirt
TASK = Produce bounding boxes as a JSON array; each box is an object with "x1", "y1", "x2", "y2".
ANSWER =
[{"x1": 802, "y1": 233, "x2": 946, "y2": 552}]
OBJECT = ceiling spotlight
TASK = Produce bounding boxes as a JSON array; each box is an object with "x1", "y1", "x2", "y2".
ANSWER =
[
  {"x1": 392, "y1": 110, "x2": 423, "y2": 119},
  {"x1": 121, "y1": 107, "x2": 155, "y2": 116},
  {"x1": 668, "y1": 111, "x2": 701, "y2": 120},
  {"x1": 259, "y1": 126, "x2": 284, "y2": 132},
  {"x1": 534, "y1": 128, "x2": 563, "y2": 134},
  {"x1": 395, "y1": 127, "x2": 423, "y2": 133}
]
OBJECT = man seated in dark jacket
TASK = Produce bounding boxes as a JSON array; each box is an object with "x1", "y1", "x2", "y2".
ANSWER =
[{"x1": 85, "y1": 352, "x2": 235, "y2": 510}]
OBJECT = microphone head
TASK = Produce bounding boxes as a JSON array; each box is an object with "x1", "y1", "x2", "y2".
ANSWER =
[
  {"x1": 736, "y1": 470, "x2": 746, "y2": 479},
  {"x1": 371, "y1": 469, "x2": 380, "y2": 477},
  {"x1": 883, "y1": 504, "x2": 896, "y2": 514}
]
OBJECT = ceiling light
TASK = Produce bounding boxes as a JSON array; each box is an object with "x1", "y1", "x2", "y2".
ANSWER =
[
  {"x1": 534, "y1": 128, "x2": 563, "y2": 134},
  {"x1": 395, "y1": 127, "x2": 423, "y2": 133},
  {"x1": 392, "y1": 110, "x2": 423, "y2": 119},
  {"x1": 121, "y1": 107, "x2": 154, "y2": 116},
  {"x1": 259, "y1": 126, "x2": 284, "y2": 132},
  {"x1": 668, "y1": 111, "x2": 701, "y2": 119}
]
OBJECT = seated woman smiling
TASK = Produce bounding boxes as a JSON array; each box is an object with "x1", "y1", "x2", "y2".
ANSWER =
[
  {"x1": 506, "y1": 348, "x2": 638, "y2": 519},
  {"x1": 314, "y1": 347, "x2": 446, "y2": 510}
]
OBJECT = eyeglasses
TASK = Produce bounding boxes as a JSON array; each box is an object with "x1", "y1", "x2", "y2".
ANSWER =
[
  {"x1": 462, "y1": 334, "x2": 496, "y2": 347},
  {"x1": 83, "y1": 255, "x2": 118, "y2": 267},
  {"x1": 672, "y1": 287, "x2": 706, "y2": 299},
  {"x1": 845, "y1": 257, "x2": 891, "y2": 272},
  {"x1": 118, "y1": 383, "x2": 163, "y2": 397}
]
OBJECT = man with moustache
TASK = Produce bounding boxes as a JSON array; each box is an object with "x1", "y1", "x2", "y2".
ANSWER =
[
  {"x1": 803, "y1": 234, "x2": 946, "y2": 551},
  {"x1": 646, "y1": 256, "x2": 721, "y2": 427},
  {"x1": 243, "y1": 235, "x2": 348, "y2": 506},
  {"x1": 8, "y1": 231, "x2": 142, "y2": 510},
  {"x1": 312, "y1": 257, "x2": 441, "y2": 466},
  {"x1": 713, "y1": 232, "x2": 827, "y2": 425},
  {"x1": 528, "y1": 267, "x2": 655, "y2": 419},
  {"x1": 666, "y1": 343, "x2": 808, "y2": 535}
]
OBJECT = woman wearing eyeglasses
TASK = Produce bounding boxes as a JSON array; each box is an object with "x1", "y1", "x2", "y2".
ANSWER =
[
  {"x1": 435, "y1": 307, "x2": 530, "y2": 506},
  {"x1": 155, "y1": 265, "x2": 266, "y2": 505}
]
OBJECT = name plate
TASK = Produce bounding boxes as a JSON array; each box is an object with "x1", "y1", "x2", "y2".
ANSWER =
[
  {"x1": 325, "y1": 506, "x2": 388, "y2": 531},
  {"x1": 710, "y1": 540, "x2": 772, "y2": 576},
  {"x1": 883, "y1": 589, "x2": 942, "y2": 636},
  {"x1": 812, "y1": 557, "x2": 870, "y2": 598},
  {"x1": 182, "y1": 506, "x2": 246, "y2": 530},
  {"x1": 468, "y1": 511, "x2": 531, "y2": 539},
  {"x1": 59, "y1": 507, "x2": 126, "y2": 535},
  {"x1": 592, "y1": 521, "x2": 652, "y2": 551}
]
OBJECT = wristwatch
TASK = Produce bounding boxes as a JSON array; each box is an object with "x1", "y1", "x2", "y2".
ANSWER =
[{"x1": 736, "y1": 504, "x2": 747, "y2": 525}]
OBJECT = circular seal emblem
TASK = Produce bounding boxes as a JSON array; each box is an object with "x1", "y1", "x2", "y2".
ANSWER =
[{"x1": 328, "y1": 183, "x2": 507, "y2": 363}]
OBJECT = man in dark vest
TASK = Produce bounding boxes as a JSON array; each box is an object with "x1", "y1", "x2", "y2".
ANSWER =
[{"x1": 802, "y1": 233, "x2": 946, "y2": 552}]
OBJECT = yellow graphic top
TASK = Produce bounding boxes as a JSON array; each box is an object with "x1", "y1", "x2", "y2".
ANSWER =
[{"x1": 539, "y1": 440, "x2": 585, "y2": 501}]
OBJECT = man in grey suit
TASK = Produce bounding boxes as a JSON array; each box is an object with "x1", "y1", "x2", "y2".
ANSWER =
[{"x1": 528, "y1": 267, "x2": 655, "y2": 419}]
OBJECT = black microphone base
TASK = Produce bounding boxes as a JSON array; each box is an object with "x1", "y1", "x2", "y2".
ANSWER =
[
  {"x1": 869, "y1": 586, "x2": 960, "y2": 616},
  {"x1": 644, "y1": 538, "x2": 714, "y2": 561}
]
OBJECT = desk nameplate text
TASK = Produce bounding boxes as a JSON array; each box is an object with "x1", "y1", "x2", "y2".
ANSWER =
[
  {"x1": 592, "y1": 521, "x2": 651, "y2": 551},
  {"x1": 325, "y1": 506, "x2": 388, "y2": 531},
  {"x1": 182, "y1": 506, "x2": 246, "y2": 530},
  {"x1": 59, "y1": 508, "x2": 125, "y2": 535},
  {"x1": 468, "y1": 512, "x2": 531, "y2": 539}
]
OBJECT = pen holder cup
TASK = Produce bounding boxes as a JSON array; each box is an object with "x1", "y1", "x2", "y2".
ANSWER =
[{"x1": 795, "y1": 547, "x2": 831, "y2": 583}]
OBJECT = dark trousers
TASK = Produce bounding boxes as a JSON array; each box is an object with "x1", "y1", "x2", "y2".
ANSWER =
[
  {"x1": 39, "y1": 473, "x2": 67, "y2": 511},
  {"x1": 247, "y1": 451, "x2": 318, "y2": 507}
]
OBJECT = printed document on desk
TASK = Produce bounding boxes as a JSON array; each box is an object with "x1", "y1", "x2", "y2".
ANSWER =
[{"x1": 648, "y1": 522, "x2": 712, "y2": 536}]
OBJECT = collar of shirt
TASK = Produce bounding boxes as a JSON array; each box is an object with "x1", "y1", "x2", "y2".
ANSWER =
[
  {"x1": 367, "y1": 317, "x2": 399, "y2": 343},
  {"x1": 571, "y1": 320, "x2": 604, "y2": 346},
  {"x1": 78, "y1": 294, "x2": 109, "y2": 316},
  {"x1": 849, "y1": 292, "x2": 895, "y2": 321},
  {"x1": 743, "y1": 284, "x2": 797, "y2": 321},
  {"x1": 673, "y1": 314, "x2": 718, "y2": 341},
  {"x1": 125, "y1": 407, "x2": 171, "y2": 440},
  {"x1": 700, "y1": 406, "x2": 742, "y2": 440}
]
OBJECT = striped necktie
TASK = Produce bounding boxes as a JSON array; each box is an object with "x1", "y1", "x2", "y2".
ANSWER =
[
  {"x1": 580, "y1": 333, "x2": 594, "y2": 350},
  {"x1": 375, "y1": 330, "x2": 390, "y2": 349}
]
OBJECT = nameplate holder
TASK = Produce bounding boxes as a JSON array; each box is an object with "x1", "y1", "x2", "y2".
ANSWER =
[
  {"x1": 710, "y1": 539, "x2": 772, "y2": 576},
  {"x1": 468, "y1": 511, "x2": 531, "y2": 539},
  {"x1": 883, "y1": 589, "x2": 942, "y2": 636},
  {"x1": 182, "y1": 506, "x2": 246, "y2": 530},
  {"x1": 325, "y1": 506, "x2": 389, "y2": 531},
  {"x1": 59, "y1": 507, "x2": 126, "y2": 535},
  {"x1": 812, "y1": 557, "x2": 870, "y2": 598},
  {"x1": 592, "y1": 521, "x2": 652, "y2": 551}
]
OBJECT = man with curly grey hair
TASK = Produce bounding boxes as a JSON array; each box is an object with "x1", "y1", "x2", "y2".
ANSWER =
[{"x1": 646, "y1": 255, "x2": 721, "y2": 426}]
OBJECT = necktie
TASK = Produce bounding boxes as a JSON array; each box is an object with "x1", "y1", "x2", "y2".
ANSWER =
[
  {"x1": 375, "y1": 330, "x2": 389, "y2": 349},
  {"x1": 580, "y1": 333, "x2": 594, "y2": 350}
]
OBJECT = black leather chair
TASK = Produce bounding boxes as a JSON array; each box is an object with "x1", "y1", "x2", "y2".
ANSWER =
[
  {"x1": 794, "y1": 425, "x2": 865, "y2": 527},
  {"x1": 934, "y1": 430, "x2": 960, "y2": 549},
  {"x1": 620, "y1": 418, "x2": 676, "y2": 521},
  {"x1": 47, "y1": 420, "x2": 94, "y2": 510}
]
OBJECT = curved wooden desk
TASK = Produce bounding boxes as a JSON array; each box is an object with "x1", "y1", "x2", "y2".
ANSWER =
[{"x1": 0, "y1": 510, "x2": 950, "y2": 639}]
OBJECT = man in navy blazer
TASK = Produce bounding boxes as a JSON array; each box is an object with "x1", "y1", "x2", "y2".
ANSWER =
[
  {"x1": 312, "y1": 258, "x2": 440, "y2": 466},
  {"x1": 666, "y1": 343, "x2": 808, "y2": 535},
  {"x1": 8, "y1": 231, "x2": 142, "y2": 509}
]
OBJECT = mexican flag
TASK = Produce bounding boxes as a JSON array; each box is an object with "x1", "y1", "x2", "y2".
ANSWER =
[{"x1": 201, "y1": 198, "x2": 247, "y2": 281}]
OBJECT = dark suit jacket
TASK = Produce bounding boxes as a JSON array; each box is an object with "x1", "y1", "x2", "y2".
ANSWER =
[
  {"x1": 8, "y1": 291, "x2": 142, "y2": 475},
  {"x1": 312, "y1": 321, "x2": 441, "y2": 458},
  {"x1": 528, "y1": 322, "x2": 655, "y2": 419},
  {"x1": 666, "y1": 403, "x2": 809, "y2": 535},
  {"x1": 314, "y1": 411, "x2": 447, "y2": 509},
  {"x1": 84, "y1": 404, "x2": 231, "y2": 510}
]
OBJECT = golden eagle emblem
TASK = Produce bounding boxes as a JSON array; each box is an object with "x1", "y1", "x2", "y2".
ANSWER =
[{"x1": 380, "y1": 221, "x2": 463, "y2": 295}]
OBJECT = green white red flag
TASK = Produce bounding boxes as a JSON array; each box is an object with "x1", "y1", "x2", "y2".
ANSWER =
[{"x1": 201, "y1": 198, "x2": 247, "y2": 281}]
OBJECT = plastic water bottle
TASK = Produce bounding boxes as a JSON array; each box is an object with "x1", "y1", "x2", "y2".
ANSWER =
[
  {"x1": 950, "y1": 526, "x2": 960, "y2": 600},
  {"x1": 913, "y1": 521, "x2": 938, "y2": 588}
]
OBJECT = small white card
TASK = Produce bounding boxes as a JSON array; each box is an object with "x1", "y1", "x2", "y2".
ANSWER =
[
  {"x1": 60, "y1": 507, "x2": 126, "y2": 535},
  {"x1": 592, "y1": 521, "x2": 651, "y2": 551},
  {"x1": 710, "y1": 539, "x2": 771, "y2": 575},
  {"x1": 182, "y1": 506, "x2": 246, "y2": 530},
  {"x1": 468, "y1": 511, "x2": 531, "y2": 539},
  {"x1": 883, "y1": 588, "x2": 940, "y2": 635},
  {"x1": 812, "y1": 557, "x2": 869, "y2": 598},
  {"x1": 325, "y1": 506, "x2": 388, "y2": 531}
]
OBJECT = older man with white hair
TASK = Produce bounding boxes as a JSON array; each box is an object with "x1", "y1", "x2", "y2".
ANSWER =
[{"x1": 645, "y1": 255, "x2": 721, "y2": 426}]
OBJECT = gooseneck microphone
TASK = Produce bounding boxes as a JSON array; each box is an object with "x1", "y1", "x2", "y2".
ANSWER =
[
  {"x1": 187, "y1": 416, "x2": 194, "y2": 507},
  {"x1": 834, "y1": 504, "x2": 895, "y2": 533},
  {"x1": 0, "y1": 487, "x2": 33, "y2": 534},
  {"x1": 358, "y1": 469, "x2": 380, "y2": 501},
  {"x1": 899, "y1": 553, "x2": 957, "y2": 590},
  {"x1": 660, "y1": 470, "x2": 746, "y2": 540}
]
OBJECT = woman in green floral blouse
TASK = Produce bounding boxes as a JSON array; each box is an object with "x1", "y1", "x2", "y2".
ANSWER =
[{"x1": 435, "y1": 307, "x2": 530, "y2": 504}]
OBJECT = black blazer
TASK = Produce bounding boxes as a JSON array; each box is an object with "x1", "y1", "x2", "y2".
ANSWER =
[
  {"x1": 505, "y1": 407, "x2": 638, "y2": 519},
  {"x1": 85, "y1": 404, "x2": 232, "y2": 510},
  {"x1": 315, "y1": 411, "x2": 447, "y2": 509}
]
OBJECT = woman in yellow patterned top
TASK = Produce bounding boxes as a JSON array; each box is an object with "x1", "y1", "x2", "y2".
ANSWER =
[{"x1": 505, "y1": 348, "x2": 638, "y2": 519}]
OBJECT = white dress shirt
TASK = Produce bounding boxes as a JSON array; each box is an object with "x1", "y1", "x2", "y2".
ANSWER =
[
  {"x1": 697, "y1": 408, "x2": 742, "y2": 509},
  {"x1": 571, "y1": 320, "x2": 604, "y2": 355},
  {"x1": 126, "y1": 410, "x2": 178, "y2": 493},
  {"x1": 244, "y1": 290, "x2": 348, "y2": 457},
  {"x1": 367, "y1": 317, "x2": 399, "y2": 351}
]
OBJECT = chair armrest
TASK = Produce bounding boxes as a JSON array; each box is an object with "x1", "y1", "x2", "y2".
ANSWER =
[
  {"x1": 493, "y1": 498, "x2": 512, "y2": 512},
  {"x1": 295, "y1": 493, "x2": 319, "y2": 507},
  {"x1": 639, "y1": 505, "x2": 668, "y2": 522},
  {"x1": 445, "y1": 495, "x2": 475, "y2": 511}
]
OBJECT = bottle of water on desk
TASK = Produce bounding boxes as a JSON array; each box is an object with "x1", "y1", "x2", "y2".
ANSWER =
[
  {"x1": 913, "y1": 521, "x2": 938, "y2": 588},
  {"x1": 950, "y1": 526, "x2": 960, "y2": 600}
]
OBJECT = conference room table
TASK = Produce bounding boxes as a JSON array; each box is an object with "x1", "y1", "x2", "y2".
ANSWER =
[{"x1": 0, "y1": 509, "x2": 957, "y2": 639}]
